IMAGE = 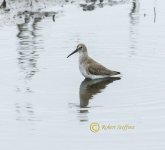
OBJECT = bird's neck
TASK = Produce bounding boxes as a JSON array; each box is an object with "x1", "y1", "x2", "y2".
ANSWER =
[{"x1": 79, "y1": 52, "x2": 88, "y2": 64}]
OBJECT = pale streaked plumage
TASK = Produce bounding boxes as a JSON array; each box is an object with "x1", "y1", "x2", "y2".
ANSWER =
[{"x1": 67, "y1": 43, "x2": 120, "y2": 79}]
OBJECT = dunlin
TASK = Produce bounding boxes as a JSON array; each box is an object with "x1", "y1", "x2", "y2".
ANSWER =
[{"x1": 67, "y1": 44, "x2": 120, "y2": 79}]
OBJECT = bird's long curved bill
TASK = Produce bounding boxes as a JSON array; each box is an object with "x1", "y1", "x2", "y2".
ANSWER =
[{"x1": 67, "y1": 49, "x2": 78, "y2": 58}]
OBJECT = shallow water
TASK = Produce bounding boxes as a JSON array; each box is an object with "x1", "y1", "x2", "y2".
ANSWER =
[{"x1": 0, "y1": 0, "x2": 165, "y2": 149}]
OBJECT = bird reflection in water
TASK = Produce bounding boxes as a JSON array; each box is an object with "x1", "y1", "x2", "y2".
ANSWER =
[{"x1": 78, "y1": 77, "x2": 120, "y2": 122}]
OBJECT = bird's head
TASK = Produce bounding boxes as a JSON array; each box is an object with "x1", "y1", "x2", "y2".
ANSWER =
[{"x1": 67, "y1": 43, "x2": 88, "y2": 58}]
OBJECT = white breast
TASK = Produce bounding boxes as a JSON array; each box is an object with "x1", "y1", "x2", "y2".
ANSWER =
[{"x1": 79, "y1": 63, "x2": 90, "y2": 78}]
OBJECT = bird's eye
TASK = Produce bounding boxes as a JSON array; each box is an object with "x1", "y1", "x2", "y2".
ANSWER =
[{"x1": 79, "y1": 47, "x2": 82, "y2": 49}]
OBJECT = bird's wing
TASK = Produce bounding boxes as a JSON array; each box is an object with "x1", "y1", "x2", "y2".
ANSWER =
[
  {"x1": 87, "y1": 59, "x2": 112, "y2": 76},
  {"x1": 87, "y1": 57, "x2": 120, "y2": 76}
]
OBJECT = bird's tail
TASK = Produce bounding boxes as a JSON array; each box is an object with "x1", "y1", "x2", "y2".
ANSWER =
[{"x1": 111, "y1": 71, "x2": 120, "y2": 76}]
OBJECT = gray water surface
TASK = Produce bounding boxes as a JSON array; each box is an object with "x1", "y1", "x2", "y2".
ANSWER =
[{"x1": 0, "y1": 0, "x2": 165, "y2": 149}]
